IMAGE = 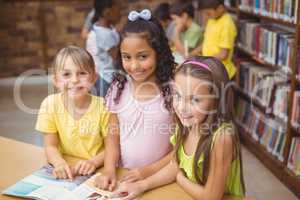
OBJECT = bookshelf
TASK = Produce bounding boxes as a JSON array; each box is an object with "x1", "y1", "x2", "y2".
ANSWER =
[{"x1": 227, "y1": 0, "x2": 300, "y2": 198}]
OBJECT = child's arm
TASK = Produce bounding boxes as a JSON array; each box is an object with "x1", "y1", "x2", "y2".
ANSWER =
[
  {"x1": 114, "y1": 159, "x2": 178, "y2": 200},
  {"x1": 172, "y1": 29, "x2": 186, "y2": 56},
  {"x1": 121, "y1": 151, "x2": 173, "y2": 183},
  {"x1": 108, "y1": 46, "x2": 119, "y2": 60},
  {"x1": 73, "y1": 151, "x2": 105, "y2": 176},
  {"x1": 86, "y1": 31, "x2": 99, "y2": 73},
  {"x1": 176, "y1": 130, "x2": 234, "y2": 200},
  {"x1": 189, "y1": 43, "x2": 202, "y2": 57},
  {"x1": 44, "y1": 133, "x2": 73, "y2": 180},
  {"x1": 171, "y1": 19, "x2": 187, "y2": 56},
  {"x1": 81, "y1": 9, "x2": 94, "y2": 40},
  {"x1": 95, "y1": 113, "x2": 120, "y2": 191},
  {"x1": 213, "y1": 48, "x2": 230, "y2": 61}
]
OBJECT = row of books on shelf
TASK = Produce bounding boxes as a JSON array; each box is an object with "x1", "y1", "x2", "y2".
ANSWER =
[
  {"x1": 287, "y1": 137, "x2": 300, "y2": 176},
  {"x1": 238, "y1": 20, "x2": 295, "y2": 71},
  {"x1": 239, "y1": 61, "x2": 290, "y2": 121},
  {"x1": 236, "y1": 98, "x2": 287, "y2": 162},
  {"x1": 292, "y1": 91, "x2": 300, "y2": 130},
  {"x1": 239, "y1": 0, "x2": 299, "y2": 23}
]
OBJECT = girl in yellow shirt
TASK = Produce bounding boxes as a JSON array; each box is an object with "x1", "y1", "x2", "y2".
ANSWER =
[
  {"x1": 114, "y1": 56, "x2": 245, "y2": 200},
  {"x1": 36, "y1": 46, "x2": 111, "y2": 180}
]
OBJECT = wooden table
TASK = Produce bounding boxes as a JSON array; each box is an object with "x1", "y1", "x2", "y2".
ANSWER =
[{"x1": 0, "y1": 136, "x2": 249, "y2": 200}]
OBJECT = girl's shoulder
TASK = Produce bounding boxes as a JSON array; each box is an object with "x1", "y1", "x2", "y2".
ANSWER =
[
  {"x1": 105, "y1": 80, "x2": 130, "y2": 111},
  {"x1": 41, "y1": 93, "x2": 61, "y2": 105},
  {"x1": 106, "y1": 80, "x2": 130, "y2": 98},
  {"x1": 211, "y1": 122, "x2": 237, "y2": 152},
  {"x1": 212, "y1": 122, "x2": 234, "y2": 140},
  {"x1": 90, "y1": 94, "x2": 106, "y2": 106},
  {"x1": 214, "y1": 122, "x2": 234, "y2": 134},
  {"x1": 38, "y1": 93, "x2": 63, "y2": 114}
]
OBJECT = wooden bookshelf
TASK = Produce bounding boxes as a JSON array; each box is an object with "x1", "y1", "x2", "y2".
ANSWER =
[
  {"x1": 296, "y1": 75, "x2": 300, "y2": 82},
  {"x1": 238, "y1": 9, "x2": 296, "y2": 28},
  {"x1": 236, "y1": 122, "x2": 284, "y2": 168},
  {"x1": 291, "y1": 126, "x2": 300, "y2": 136},
  {"x1": 233, "y1": 0, "x2": 300, "y2": 198},
  {"x1": 283, "y1": 168, "x2": 300, "y2": 197},
  {"x1": 234, "y1": 87, "x2": 273, "y2": 115},
  {"x1": 236, "y1": 45, "x2": 281, "y2": 71},
  {"x1": 236, "y1": 122, "x2": 300, "y2": 197}
]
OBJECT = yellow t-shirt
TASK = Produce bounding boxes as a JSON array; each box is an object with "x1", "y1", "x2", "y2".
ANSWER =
[
  {"x1": 35, "y1": 93, "x2": 110, "y2": 159},
  {"x1": 202, "y1": 13, "x2": 237, "y2": 79},
  {"x1": 170, "y1": 123, "x2": 244, "y2": 197}
]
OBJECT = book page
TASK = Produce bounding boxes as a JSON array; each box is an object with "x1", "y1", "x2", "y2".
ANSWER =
[
  {"x1": 2, "y1": 165, "x2": 91, "y2": 200},
  {"x1": 61, "y1": 173, "x2": 124, "y2": 200}
]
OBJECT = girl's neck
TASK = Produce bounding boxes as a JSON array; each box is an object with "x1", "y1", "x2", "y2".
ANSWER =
[
  {"x1": 96, "y1": 18, "x2": 110, "y2": 28},
  {"x1": 62, "y1": 94, "x2": 92, "y2": 120},
  {"x1": 190, "y1": 123, "x2": 206, "y2": 138},
  {"x1": 63, "y1": 94, "x2": 91, "y2": 110},
  {"x1": 130, "y1": 76, "x2": 160, "y2": 101}
]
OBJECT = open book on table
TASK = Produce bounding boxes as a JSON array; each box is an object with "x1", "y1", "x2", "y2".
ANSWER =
[{"x1": 2, "y1": 165, "x2": 122, "y2": 200}]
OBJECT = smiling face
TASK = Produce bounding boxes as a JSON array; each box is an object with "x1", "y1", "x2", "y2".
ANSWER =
[
  {"x1": 53, "y1": 56, "x2": 97, "y2": 100},
  {"x1": 172, "y1": 73, "x2": 217, "y2": 127},
  {"x1": 120, "y1": 34, "x2": 157, "y2": 83}
]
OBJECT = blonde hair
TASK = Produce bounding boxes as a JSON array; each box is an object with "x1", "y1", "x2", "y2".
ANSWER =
[{"x1": 52, "y1": 45, "x2": 96, "y2": 74}]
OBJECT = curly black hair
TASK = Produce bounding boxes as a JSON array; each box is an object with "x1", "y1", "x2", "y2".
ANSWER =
[{"x1": 109, "y1": 14, "x2": 176, "y2": 110}]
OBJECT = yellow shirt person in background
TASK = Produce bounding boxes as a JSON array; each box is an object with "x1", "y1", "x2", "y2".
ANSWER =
[
  {"x1": 198, "y1": 0, "x2": 237, "y2": 79},
  {"x1": 36, "y1": 46, "x2": 112, "y2": 180}
]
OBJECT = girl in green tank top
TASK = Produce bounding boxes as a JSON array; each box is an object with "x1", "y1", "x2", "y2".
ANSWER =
[{"x1": 113, "y1": 56, "x2": 246, "y2": 200}]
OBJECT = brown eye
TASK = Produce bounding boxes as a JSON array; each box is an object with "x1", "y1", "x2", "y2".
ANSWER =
[
  {"x1": 191, "y1": 97, "x2": 201, "y2": 104},
  {"x1": 62, "y1": 72, "x2": 70, "y2": 77},
  {"x1": 138, "y1": 54, "x2": 148, "y2": 60},
  {"x1": 79, "y1": 71, "x2": 88, "y2": 75},
  {"x1": 122, "y1": 54, "x2": 131, "y2": 61}
]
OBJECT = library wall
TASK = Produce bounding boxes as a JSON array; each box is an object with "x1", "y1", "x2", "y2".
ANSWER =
[{"x1": 0, "y1": 0, "x2": 172, "y2": 78}]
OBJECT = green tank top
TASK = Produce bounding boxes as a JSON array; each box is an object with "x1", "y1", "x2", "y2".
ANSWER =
[{"x1": 170, "y1": 123, "x2": 245, "y2": 197}]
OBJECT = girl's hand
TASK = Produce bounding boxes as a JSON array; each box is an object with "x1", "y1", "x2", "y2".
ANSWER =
[
  {"x1": 120, "y1": 169, "x2": 143, "y2": 183},
  {"x1": 113, "y1": 181, "x2": 147, "y2": 200},
  {"x1": 73, "y1": 160, "x2": 97, "y2": 176},
  {"x1": 174, "y1": 19, "x2": 185, "y2": 33},
  {"x1": 176, "y1": 170, "x2": 186, "y2": 184},
  {"x1": 53, "y1": 162, "x2": 73, "y2": 180},
  {"x1": 95, "y1": 170, "x2": 117, "y2": 191}
]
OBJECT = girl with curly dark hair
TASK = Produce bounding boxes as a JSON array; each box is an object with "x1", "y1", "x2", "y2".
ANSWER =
[
  {"x1": 113, "y1": 56, "x2": 245, "y2": 200},
  {"x1": 94, "y1": 9, "x2": 176, "y2": 192}
]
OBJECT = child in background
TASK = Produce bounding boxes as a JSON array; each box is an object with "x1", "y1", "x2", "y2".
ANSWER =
[
  {"x1": 170, "y1": 1, "x2": 203, "y2": 62},
  {"x1": 81, "y1": 9, "x2": 95, "y2": 40},
  {"x1": 95, "y1": 9, "x2": 176, "y2": 191},
  {"x1": 86, "y1": 0, "x2": 121, "y2": 97},
  {"x1": 36, "y1": 46, "x2": 111, "y2": 180},
  {"x1": 198, "y1": 0, "x2": 237, "y2": 79},
  {"x1": 114, "y1": 56, "x2": 245, "y2": 200},
  {"x1": 153, "y1": 2, "x2": 173, "y2": 41}
]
